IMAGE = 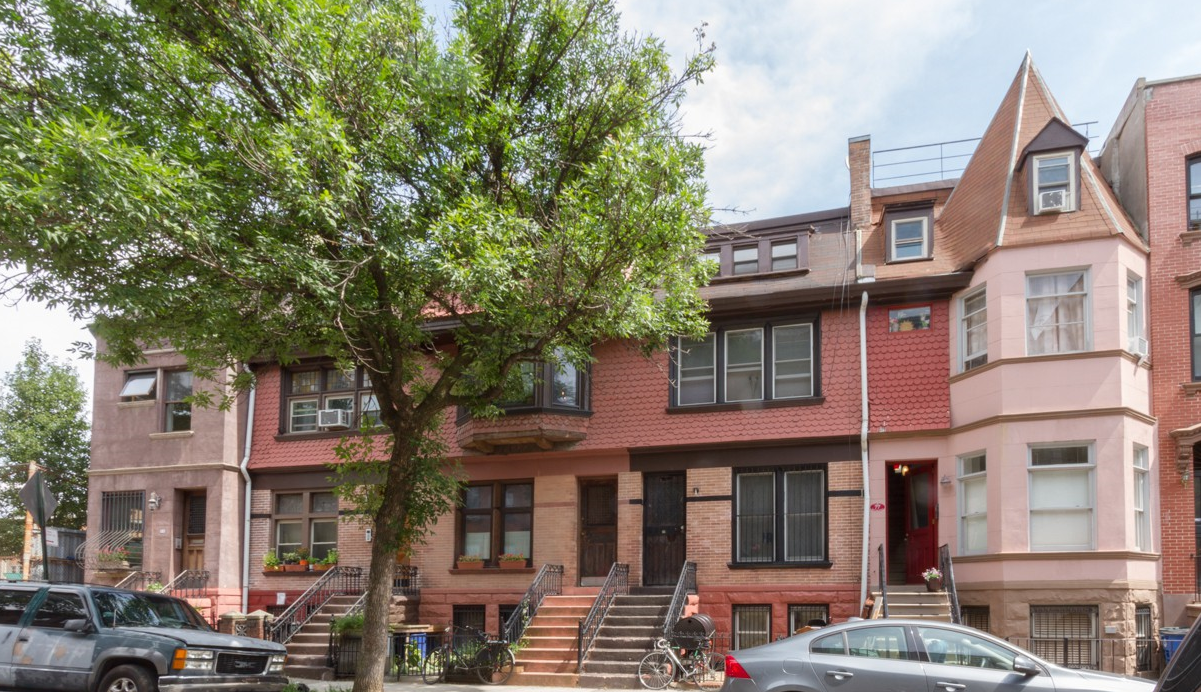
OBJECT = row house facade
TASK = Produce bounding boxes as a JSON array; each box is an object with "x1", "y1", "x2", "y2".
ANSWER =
[{"x1": 84, "y1": 56, "x2": 1175, "y2": 668}]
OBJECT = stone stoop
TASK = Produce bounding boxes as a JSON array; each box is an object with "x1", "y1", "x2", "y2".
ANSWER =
[
  {"x1": 577, "y1": 594, "x2": 673, "y2": 689},
  {"x1": 874, "y1": 586, "x2": 953, "y2": 621},
  {"x1": 283, "y1": 594, "x2": 362, "y2": 681},
  {"x1": 509, "y1": 594, "x2": 593, "y2": 687}
]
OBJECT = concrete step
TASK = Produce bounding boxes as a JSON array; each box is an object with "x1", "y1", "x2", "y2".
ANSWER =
[
  {"x1": 586, "y1": 647, "x2": 650, "y2": 663},
  {"x1": 284, "y1": 664, "x2": 334, "y2": 681},
  {"x1": 510, "y1": 670, "x2": 580, "y2": 687}
]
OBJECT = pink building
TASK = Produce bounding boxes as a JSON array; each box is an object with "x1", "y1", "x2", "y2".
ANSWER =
[{"x1": 1102, "y1": 73, "x2": 1201, "y2": 626}]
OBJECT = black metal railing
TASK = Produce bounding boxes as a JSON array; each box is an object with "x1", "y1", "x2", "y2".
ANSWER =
[
  {"x1": 577, "y1": 562, "x2": 629, "y2": 672},
  {"x1": 114, "y1": 571, "x2": 163, "y2": 592},
  {"x1": 877, "y1": 544, "x2": 888, "y2": 619},
  {"x1": 393, "y1": 564, "x2": 419, "y2": 598},
  {"x1": 269, "y1": 566, "x2": 364, "y2": 644},
  {"x1": 502, "y1": 563, "x2": 563, "y2": 645},
  {"x1": 661, "y1": 561, "x2": 697, "y2": 639},
  {"x1": 938, "y1": 544, "x2": 960, "y2": 624},
  {"x1": 1007, "y1": 636, "x2": 1158, "y2": 675},
  {"x1": 163, "y1": 570, "x2": 209, "y2": 599}
]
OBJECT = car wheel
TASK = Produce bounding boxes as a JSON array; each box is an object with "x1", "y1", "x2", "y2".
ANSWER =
[{"x1": 98, "y1": 664, "x2": 156, "y2": 692}]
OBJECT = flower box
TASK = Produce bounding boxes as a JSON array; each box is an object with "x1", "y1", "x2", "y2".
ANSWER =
[
  {"x1": 456, "y1": 560, "x2": 484, "y2": 570},
  {"x1": 499, "y1": 560, "x2": 526, "y2": 570}
]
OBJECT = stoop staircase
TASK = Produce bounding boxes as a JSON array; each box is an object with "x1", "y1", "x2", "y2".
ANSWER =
[
  {"x1": 871, "y1": 585, "x2": 953, "y2": 621},
  {"x1": 577, "y1": 594, "x2": 673, "y2": 689},
  {"x1": 283, "y1": 594, "x2": 360, "y2": 680},
  {"x1": 511, "y1": 594, "x2": 592, "y2": 687}
]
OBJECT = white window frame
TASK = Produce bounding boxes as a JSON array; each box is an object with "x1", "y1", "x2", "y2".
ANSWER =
[
  {"x1": 1133, "y1": 445, "x2": 1150, "y2": 552},
  {"x1": 958, "y1": 452, "x2": 987, "y2": 555},
  {"x1": 889, "y1": 216, "x2": 930, "y2": 262},
  {"x1": 1028, "y1": 443, "x2": 1095, "y2": 551},
  {"x1": 289, "y1": 398, "x2": 319, "y2": 433},
  {"x1": 961, "y1": 287, "x2": 988, "y2": 372},
  {"x1": 1026, "y1": 269, "x2": 1090, "y2": 355},
  {"x1": 772, "y1": 323, "x2": 813, "y2": 399},
  {"x1": 724, "y1": 328, "x2": 764, "y2": 403},
  {"x1": 1127, "y1": 273, "x2": 1146, "y2": 355},
  {"x1": 676, "y1": 334, "x2": 717, "y2": 406},
  {"x1": 1033, "y1": 152, "x2": 1076, "y2": 213},
  {"x1": 120, "y1": 371, "x2": 157, "y2": 400}
]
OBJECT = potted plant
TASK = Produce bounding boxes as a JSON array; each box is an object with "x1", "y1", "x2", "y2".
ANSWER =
[
  {"x1": 262, "y1": 552, "x2": 282, "y2": 573},
  {"x1": 281, "y1": 551, "x2": 306, "y2": 572},
  {"x1": 145, "y1": 581, "x2": 164, "y2": 593},
  {"x1": 922, "y1": 566, "x2": 943, "y2": 592},
  {"x1": 456, "y1": 554, "x2": 484, "y2": 570},
  {"x1": 97, "y1": 548, "x2": 130, "y2": 570},
  {"x1": 314, "y1": 549, "x2": 338, "y2": 572},
  {"x1": 295, "y1": 547, "x2": 311, "y2": 568},
  {"x1": 498, "y1": 553, "x2": 527, "y2": 569}
]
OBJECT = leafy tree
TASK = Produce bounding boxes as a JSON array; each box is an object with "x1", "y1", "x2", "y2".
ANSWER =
[
  {"x1": 0, "y1": 1, "x2": 713, "y2": 688},
  {"x1": 0, "y1": 340, "x2": 90, "y2": 556}
]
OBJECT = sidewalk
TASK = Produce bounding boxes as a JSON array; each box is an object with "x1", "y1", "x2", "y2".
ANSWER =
[{"x1": 292, "y1": 680, "x2": 610, "y2": 692}]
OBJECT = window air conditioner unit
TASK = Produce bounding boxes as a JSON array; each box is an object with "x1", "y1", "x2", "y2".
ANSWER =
[
  {"x1": 1130, "y1": 337, "x2": 1148, "y2": 357},
  {"x1": 1037, "y1": 189, "x2": 1067, "y2": 214},
  {"x1": 317, "y1": 409, "x2": 351, "y2": 429}
]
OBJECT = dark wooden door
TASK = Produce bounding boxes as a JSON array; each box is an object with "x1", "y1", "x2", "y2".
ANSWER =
[
  {"x1": 579, "y1": 480, "x2": 617, "y2": 583},
  {"x1": 183, "y1": 492, "x2": 206, "y2": 572},
  {"x1": 643, "y1": 472, "x2": 685, "y2": 586},
  {"x1": 904, "y1": 464, "x2": 937, "y2": 583}
]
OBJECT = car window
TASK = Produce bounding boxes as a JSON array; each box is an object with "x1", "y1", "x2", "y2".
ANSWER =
[
  {"x1": 91, "y1": 591, "x2": 209, "y2": 630},
  {"x1": 0, "y1": 588, "x2": 36, "y2": 626},
  {"x1": 846, "y1": 625, "x2": 910, "y2": 660},
  {"x1": 30, "y1": 591, "x2": 88, "y2": 629},
  {"x1": 811, "y1": 632, "x2": 845, "y2": 655},
  {"x1": 917, "y1": 626, "x2": 1015, "y2": 670}
]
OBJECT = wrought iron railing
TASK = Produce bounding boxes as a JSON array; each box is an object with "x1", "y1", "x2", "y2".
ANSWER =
[
  {"x1": 877, "y1": 544, "x2": 888, "y2": 619},
  {"x1": 938, "y1": 544, "x2": 960, "y2": 624},
  {"x1": 661, "y1": 561, "x2": 697, "y2": 639},
  {"x1": 75, "y1": 529, "x2": 142, "y2": 572},
  {"x1": 502, "y1": 563, "x2": 563, "y2": 644},
  {"x1": 114, "y1": 571, "x2": 162, "y2": 592},
  {"x1": 163, "y1": 570, "x2": 209, "y2": 599},
  {"x1": 1007, "y1": 636, "x2": 1157, "y2": 675},
  {"x1": 268, "y1": 566, "x2": 364, "y2": 644},
  {"x1": 577, "y1": 562, "x2": 629, "y2": 672},
  {"x1": 393, "y1": 564, "x2": 419, "y2": 597}
]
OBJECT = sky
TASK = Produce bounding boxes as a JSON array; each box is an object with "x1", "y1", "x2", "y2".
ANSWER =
[{"x1": 3, "y1": 0, "x2": 1200, "y2": 408}]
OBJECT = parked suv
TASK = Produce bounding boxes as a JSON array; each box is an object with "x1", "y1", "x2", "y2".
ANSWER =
[{"x1": 0, "y1": 581, "x2": 287, "y2": 692}]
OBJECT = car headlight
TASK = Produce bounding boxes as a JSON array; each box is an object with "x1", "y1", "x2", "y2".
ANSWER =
[
  {"x1": 172, "y1": 648, "x2": 215, "y2": 671},
  {"x1": 268, "y1": 654, "x2": 286, "y2": 673}
]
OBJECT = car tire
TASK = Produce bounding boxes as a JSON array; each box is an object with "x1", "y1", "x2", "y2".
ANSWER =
[{"x1": 98, "y1": 664, "x2": 156, "y2": 692}]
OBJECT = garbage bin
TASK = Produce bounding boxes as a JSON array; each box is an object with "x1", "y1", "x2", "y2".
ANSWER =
[
  {"x1": 1161, "y1": 627, "x2": 1189, "y2": 663},
  {"x1": 672, "y1": 613, "x2": 716, "y2": 651}
]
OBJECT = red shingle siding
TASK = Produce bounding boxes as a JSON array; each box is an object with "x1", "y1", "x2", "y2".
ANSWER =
[{"x1": 866, "y1": 302, "x2": 951, "y2": 432}]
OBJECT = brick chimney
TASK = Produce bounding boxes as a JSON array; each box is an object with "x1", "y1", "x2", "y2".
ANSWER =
[{"x1": 848, "y1": 135, "x2": 872, "y2": 230}]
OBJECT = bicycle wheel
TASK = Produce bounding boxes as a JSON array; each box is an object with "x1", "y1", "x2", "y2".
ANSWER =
[
  {"x1": 475, "y1": 645, "x2": 516, "y2": 685},
  {"x1": 637, "y1": 651, "x2": 676, "y2": 690},
  {"x1": 422, "y1": 646, "x2": 448, "y2": 684},
  {"x1": 699, "y1": 651, "x2": 725, "y2": 682}
]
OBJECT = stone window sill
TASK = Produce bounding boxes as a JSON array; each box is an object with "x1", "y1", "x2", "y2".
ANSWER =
[{"x1": 149, "y1": 430, "x2": 195, "y2": 440}]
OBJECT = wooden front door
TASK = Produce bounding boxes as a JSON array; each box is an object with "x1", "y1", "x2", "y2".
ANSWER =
[
  {"x1": 579, "y1": 480, "x2": 618, "y2": 584},
  {"x1": 643, "y1": 472, "x2": 685, "y2": 586},
  {"x1": 183, "y1": 492, "x2": 206, "y2": 572},
  {"x1": 904, "y1": 464, "x2": 938, "y2": 583}
]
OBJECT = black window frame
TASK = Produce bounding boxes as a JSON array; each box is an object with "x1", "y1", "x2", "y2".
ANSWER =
[
  {"x1": 282, "y1": 364, "x2": 380, "y2": 434},
  {"x1": 271, "y1": 489, "x2": 339, "y2": 562},
  {"x1": 731, "y1": 465, "x2": 829, "y2": 567},
  {"x1": 162, "y1": 370, "x2": 192, "y2": 433},
  {"x1": 456, "y1": 481, "x2": 533, "y2": 567},
  {"x1": 704, "y1": 232, "x2": 810, "y2": 280},
  {"x1": 1192, "y1": 288, "x2": 1201, "y2": 382},
  {"x1": 670, "y1": 316, "x2": 821, "y2": 410},
  {"x1": 1187, "y1": 156, "x2": 1201, "y2": 231}
]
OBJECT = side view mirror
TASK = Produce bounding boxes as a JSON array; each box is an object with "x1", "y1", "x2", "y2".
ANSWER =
[
  {"x1": 1013, "y1": 655, "x2": 1040, "y2": 676},
  {"x1": 63, "y1": 619, "x2": 94, "y2": 634}
]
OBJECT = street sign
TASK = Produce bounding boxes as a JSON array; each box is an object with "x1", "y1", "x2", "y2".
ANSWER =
[{"x1": 19, "y1": 471, "x2": 57, "y2": 527}]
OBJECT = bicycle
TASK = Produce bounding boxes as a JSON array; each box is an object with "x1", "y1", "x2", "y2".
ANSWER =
[
  {"x1": 637, "y1": 636, "x2": 724, "y2": 689},
  {"x1": 421, "y1": 625, "x2": 516, "y2": 685}
]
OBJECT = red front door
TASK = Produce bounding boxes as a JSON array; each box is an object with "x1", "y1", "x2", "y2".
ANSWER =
[{"x1": 904, "y1": 464, "x2": 938, "y2": 584}]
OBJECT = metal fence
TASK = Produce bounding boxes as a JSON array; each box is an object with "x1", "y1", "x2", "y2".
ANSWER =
[{"x1": 1006, "y1": 636, "x2": 1160, "y2": 676}]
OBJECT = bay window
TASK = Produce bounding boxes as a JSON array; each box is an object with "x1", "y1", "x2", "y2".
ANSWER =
[
  {"x1": 1026, "y1": 270, "x2": 1089, "y2": 355},
  {"x1": 1028, "y1": 444, "x2": 1094, "y2": 551}
]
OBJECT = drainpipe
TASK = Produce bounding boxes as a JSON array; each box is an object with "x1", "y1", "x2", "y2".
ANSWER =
[
  {"x1": 859, "y1": 290, "x2": 871, "y2": 611},
  {"x1": 239, "y1": 368, "x2": 257, "y2": 614}
]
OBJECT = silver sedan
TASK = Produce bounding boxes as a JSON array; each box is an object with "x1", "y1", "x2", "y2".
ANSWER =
[{"x1": 721, "y1": 619, "x2": 1155, "y2": 692}]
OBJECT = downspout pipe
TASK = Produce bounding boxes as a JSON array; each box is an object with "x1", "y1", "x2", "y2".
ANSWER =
[
  {"x1": 859, "y1": 290, "x2": 871, "y2": 611},
  {"x1": 240, "y1": 367, "x2": 257, "y2": 614}
]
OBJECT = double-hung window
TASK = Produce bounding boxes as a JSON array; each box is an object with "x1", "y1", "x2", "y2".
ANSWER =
[
  {"x1": 273, "y1": 490, "x2": 339, "y2": 561},
  {"x1": 883, "y1": 205, "x2": 934, "y2": 263},
  {"x1": 961, "y1": 287, "x2": 987, "y2": 371},
  {"x1": 459, "y1": 482, "x2": 532, "y2": 565},
  {"x1": 1033, "y1": 153, "x2": 1076, "y2": 213},
  {"x1": 1026, "y1": 270, "x2": 1089, "y2": 355},
  {"x1": 734, "y1": 466, "x2": 826, "y2": 565},
  {"x1": 674, "y1": 320, "x2": 816, "y2": 407},
  {"x1": 284, "y1": 366, "x2": 379, "y2": 433},
  {"x1": 1133, "y1": 445, "x2": 1150, "y2": 552},
  {"x1": 1192, "y1": 289, "x2": 1201, "y2": 381},
  {"x1": 958, "y1": 453, "x2": 987, "y2": 555},
  {"x1": 1127, "y1": 274, "x2": 1146, "y2": 355},
  {"x1": 1028, "y1": 444, "x2": 1094, "y2": 551},
  {"x1": 120, "y1": 369, "x2": 194, "y2": 432},
  {"x1": 1189, "y1": 157, "x2": 1201, "y2": 230}
]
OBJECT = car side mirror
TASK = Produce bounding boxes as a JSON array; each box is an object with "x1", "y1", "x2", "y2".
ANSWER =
[
  {"x1": 63, "y1": 619, "x2": 93, "y2": 634},
  {"x1": 1013, "y1": 655, "x2": 1040, "y2": 676}
]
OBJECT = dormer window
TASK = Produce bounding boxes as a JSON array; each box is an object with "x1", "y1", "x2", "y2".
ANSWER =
[
  {"x1": 733, "y1": 245, "x2": 758, "y2": 275},
  {"x1": 883, "y1": 205, "x2": 933, "y2": 263},
  {"x1": 771, "y1": 240, "x2": 798, "y2": 271},
  {"x1": 702, "y1": 231, "x2": 810, "y2": 279},
  {"x1": 1033, "y1": 153, "x2": 1076, "y2": 214}
]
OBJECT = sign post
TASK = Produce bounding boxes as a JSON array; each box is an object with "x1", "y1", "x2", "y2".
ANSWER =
[{"x1": 19, "y1": 471, "x2": 57, "y2": 581}]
